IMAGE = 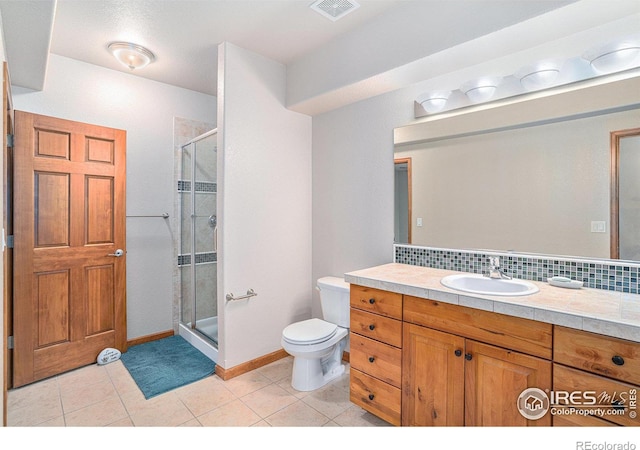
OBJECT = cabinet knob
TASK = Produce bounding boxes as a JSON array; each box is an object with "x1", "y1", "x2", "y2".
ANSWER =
[
  {"x1": 368, "y1": 394, "x2": 375, "y2": 401},
  {"x1": 369, "y1": 298, "x2": 376, "y2": 304},
  {"x1": 612, "y1": 399, "x2": 625, "y2": 410},
  {"x1": 369, "y1": 324, "x2": 375, "y2": 331},
  {"x1": 454, "y1": 349, "x2": 462, "y2": 357},
  {"x1": 612, "y1": 355, "x2": 625, "y2": 366},
  {"x1": 465, "y1": 353, "x2": 473, "y2": 361},
  {"x1": 368, "y1": 356, "x2": 375, "y2": 363}
]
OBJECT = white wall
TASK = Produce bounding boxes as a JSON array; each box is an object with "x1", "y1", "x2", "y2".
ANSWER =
[
  {"x1": 217, "y1": 42, "x2": 312, "y2": 369},
  {"x1": 311, "y1": 83, "x2": 421, "y2": 316},
  {"x1": 12, "y1": 54, "x2": 216, "y2": 340}
]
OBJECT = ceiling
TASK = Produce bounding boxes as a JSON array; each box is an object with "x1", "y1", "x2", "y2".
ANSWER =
[{"x1": 0, "y1": 1, "x2": 638, "y2": 116}]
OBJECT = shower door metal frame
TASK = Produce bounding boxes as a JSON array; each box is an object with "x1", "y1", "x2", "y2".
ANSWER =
[{"x1": 181, "y1": 128, "x2": 218, "y2": 339}]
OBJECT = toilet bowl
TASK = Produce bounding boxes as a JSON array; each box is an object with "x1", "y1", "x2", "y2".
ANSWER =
[{"x1": 281, "y1": 277, "x2": 350, "y2": 391}]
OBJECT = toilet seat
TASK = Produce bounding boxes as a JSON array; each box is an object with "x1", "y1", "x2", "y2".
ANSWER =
[{"x1": 282, "y1": 318, "x2": 337, "y2": 345}]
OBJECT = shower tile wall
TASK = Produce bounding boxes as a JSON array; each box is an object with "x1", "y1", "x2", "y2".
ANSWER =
[{"x1": 172, "y1": 117, "x2": 216, "y2": 332}]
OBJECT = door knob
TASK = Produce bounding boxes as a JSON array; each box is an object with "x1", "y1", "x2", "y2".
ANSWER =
[{"x1": 108, "y1": 249, "x2": 124, "y2": 257}]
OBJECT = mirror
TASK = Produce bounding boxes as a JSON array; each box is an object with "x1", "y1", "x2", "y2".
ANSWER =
[{"x1": 393, "y1": 74, "x2": 640, "y2": 261}]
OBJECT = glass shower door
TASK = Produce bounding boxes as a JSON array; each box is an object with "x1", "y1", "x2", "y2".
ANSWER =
[{"x1": 180, "y1": 130, "x2": 218, "y2": 346}]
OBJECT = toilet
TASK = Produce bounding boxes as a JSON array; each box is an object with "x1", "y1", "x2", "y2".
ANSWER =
[{"x1": 281, "y1": 276, "x2": 350, "y2": 391}]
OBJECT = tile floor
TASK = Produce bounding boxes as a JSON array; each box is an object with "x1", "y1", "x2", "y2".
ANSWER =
[{"x1": 7, "y1": 355, "x2": 390, "y2": 427}]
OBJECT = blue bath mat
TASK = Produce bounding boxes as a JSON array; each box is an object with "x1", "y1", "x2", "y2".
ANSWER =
[{"x1": 120, "y1": 335, "x2": 216, "y2": 399}]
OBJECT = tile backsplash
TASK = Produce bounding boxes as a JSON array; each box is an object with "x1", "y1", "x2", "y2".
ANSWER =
[{"x1": 394, "y1": 245, "x2": 640, "y2": 294}]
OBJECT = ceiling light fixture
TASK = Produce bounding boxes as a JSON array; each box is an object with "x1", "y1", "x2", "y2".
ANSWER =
[
  {"x1": 516, "y1": 60, "x2": 563, "y2": 91},
  {"x1": 108, "y1": 42, "x2": 155, "y2": 70},
  {"x1": 417, "y1": 91, "x2": 452, "y2": 113},
  {"x1": 460, "y1": 77, "x2": 502, "y2": 103},
  {"x1": 583, "y1": 40, "x2": 640, "y2": 74}
]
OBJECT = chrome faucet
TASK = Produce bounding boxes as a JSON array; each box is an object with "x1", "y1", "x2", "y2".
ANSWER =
[{"x1": 486, "y1": 256, "x2": 511, "y2": 280}]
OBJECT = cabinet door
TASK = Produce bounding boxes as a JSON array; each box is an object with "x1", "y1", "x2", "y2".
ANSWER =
[
  {"x1": 465, "y1": 340, "x2": 552, "y2": 426},
  {"x1": 402, "y1": 323, "x2": 465, "y2": 426}
]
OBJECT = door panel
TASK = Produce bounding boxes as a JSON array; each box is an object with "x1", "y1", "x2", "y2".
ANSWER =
[
  {"x1": 13, "y1": 111, "x2": 126, "y2": 387},
  {"x1": 85, "y1": 176, "x2": 114, "y2": 244},
  {"x1": 402, "y1": 322, "x2": 465, "y2": 426},
  {"x1": 35, "y1": 172, "x2": 70, "y2": 247},
  {"x1": 464, "y1": 340, "x2": 551, "y2": 426},
  {"x1": 36, "y1": 270, "x2": 70, "y2": 346}
]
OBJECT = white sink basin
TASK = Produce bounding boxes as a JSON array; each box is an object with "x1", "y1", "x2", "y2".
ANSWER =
[{"x1": 441, "y1": 273, "x2": 539, "y2": 296}]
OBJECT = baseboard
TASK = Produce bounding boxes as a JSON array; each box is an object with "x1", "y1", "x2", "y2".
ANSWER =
[
  {"x1": 215, "y1": 348, "x2": 289, "y2": 380},
  {"x1": 215, "y1": 350, "x2": 351, "y2": 381},
  {"x1": 127, "y1": 330, "x2": 174, "y2": 347}
]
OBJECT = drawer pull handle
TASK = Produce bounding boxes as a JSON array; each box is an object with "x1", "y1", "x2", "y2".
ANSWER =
[
  {"x1": 454, "y1": 349, "x2": 462, "y2": 357},
  {"x1": 612, "y1": 355, "x2": 625, "y2": 366},
  {"x1": 368, "y1": 356, "x2": 375, "y2": 363},
  {"x1": 368, "y1": 324, "x2": 375, "y2": 331},
  {"x1": 465, "y1": 353, "x2": 473, "y2": 361},
  {"x1": 369, "y1": 298, "x2": 376, "y2": 304},
  {"x1": 368, "y1": 394, "x2": 375, "y2": 401}
]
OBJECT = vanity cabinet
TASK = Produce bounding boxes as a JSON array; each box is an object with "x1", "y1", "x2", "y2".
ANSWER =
[
  {"x1": 552, "y1": 326, "x2": 640, "y2": 427},
  {"x1": 348, "y1": 283, "x2": 639, "y2": 427},
  {"x1": 349, "y1": 285, "x2": 403, "y2": 426},
  {"x1": 402, "y1": 295, "x2": 552, "y2": 426}
]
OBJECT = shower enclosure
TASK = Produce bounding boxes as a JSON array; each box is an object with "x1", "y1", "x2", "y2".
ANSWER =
[{"x1": 177, "y1": 129, "x2": 218, "y2": 361}]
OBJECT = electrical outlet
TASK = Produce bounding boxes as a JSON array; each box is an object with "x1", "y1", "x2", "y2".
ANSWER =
[{"x1": 590, "y1": 221, "x2": 606, "y2": 233}]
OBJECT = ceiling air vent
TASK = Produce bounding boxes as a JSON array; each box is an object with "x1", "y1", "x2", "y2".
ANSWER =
[{"x1": 310, "y1": 0, "x2": 361, "y2": 22}]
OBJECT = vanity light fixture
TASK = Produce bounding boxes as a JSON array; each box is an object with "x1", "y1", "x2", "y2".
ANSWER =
[
  {"x1": 417, "y1": 91, "x2": 452, "y2": 113},
  {"x1": 516, "y1": 60, "x2": 562, "y2": 91},
  {"x1": 460, "y1": 76, "x2": 502, "y2": 103},
  {"x1": 583, "y1": 39, "x2": 640, "y2": 74},
  {"x1": 108, "y1": 42, "x2": 155, "y2": 70}
]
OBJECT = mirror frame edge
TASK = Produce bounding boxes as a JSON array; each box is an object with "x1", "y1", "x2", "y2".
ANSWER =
[{"x1": 610, "y1": 127, "x2": 640, "y2": 259}]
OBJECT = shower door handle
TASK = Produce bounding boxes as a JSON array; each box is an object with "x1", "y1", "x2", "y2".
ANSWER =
[
  {"x1": 108, "y1": 249, "x2": 124, "y2": 257},
  {"x1": 213, "y1": 226, "x2": 217, "y2": 253}
]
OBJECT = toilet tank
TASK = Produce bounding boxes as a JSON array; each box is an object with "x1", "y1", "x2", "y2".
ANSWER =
[{"x1": 317, "y1": 276, "x2": 350, "y2": 328}]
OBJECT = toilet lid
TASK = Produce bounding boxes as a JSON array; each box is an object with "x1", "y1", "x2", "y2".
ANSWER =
[{"x1": 282, "y1": 318, "x2": 338, "y2": 345}]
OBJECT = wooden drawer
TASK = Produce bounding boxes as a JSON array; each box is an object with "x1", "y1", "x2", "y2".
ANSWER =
[
  {"x1": 350, "y1": 332, "x2": 402, "y2": 388},
  {"x1": 553, "y1": 364, "x2": 639, "y2": 427},
  {"x1": 350, "y1": 308, "x2": 402, "y2": 348},
  {"x1": 350, "y1": 284, "x2": 402, "y2": 319},
  {"x1": 403, "y1": 295, "x2": 553, "y2": 359},
  {"x1": 350, "y1": 368, "x2": 401, "y2": 426},
  {"x1": 554, "y1": 326, "x2": 640, "y2": 385}
]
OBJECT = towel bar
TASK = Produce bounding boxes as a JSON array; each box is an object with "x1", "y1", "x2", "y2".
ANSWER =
[
  {"x1": 226, "y1": 289, "x2": 257, "y2": 301},
  {"x1": 126, "y1": 213, "x2": 170, "y2": 218}
]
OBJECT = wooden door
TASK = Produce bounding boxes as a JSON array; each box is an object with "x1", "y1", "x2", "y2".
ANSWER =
[
  {"x1": 402, "y1": 322, "x2": 464, "y2": 426},
  {"x1": 13, "y1": 111, "x2": 126, "y2": 387},
  {"x1": 464, "y1": 340, "x2": 551, "y2": 426}
]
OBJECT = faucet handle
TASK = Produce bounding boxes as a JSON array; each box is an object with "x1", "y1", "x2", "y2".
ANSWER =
[{"x1": 489, "y1": 256, "x2": 500, "y2": 268}]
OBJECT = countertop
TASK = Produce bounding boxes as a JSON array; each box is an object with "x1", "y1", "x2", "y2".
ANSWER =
[{"x1": 344, "y1": 263, "x2": 640, "y2": 343}]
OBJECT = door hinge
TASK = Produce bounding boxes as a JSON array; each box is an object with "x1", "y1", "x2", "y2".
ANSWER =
[
  {"x1": 6, "y1": 234, "x2": 13, "y2": 248},
  {"x1": 7, "y1": 335, "x2": 13, "y2": 350},
  {"x1": 6, "y1": 133, "x2": 13, "y2": 147}
]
